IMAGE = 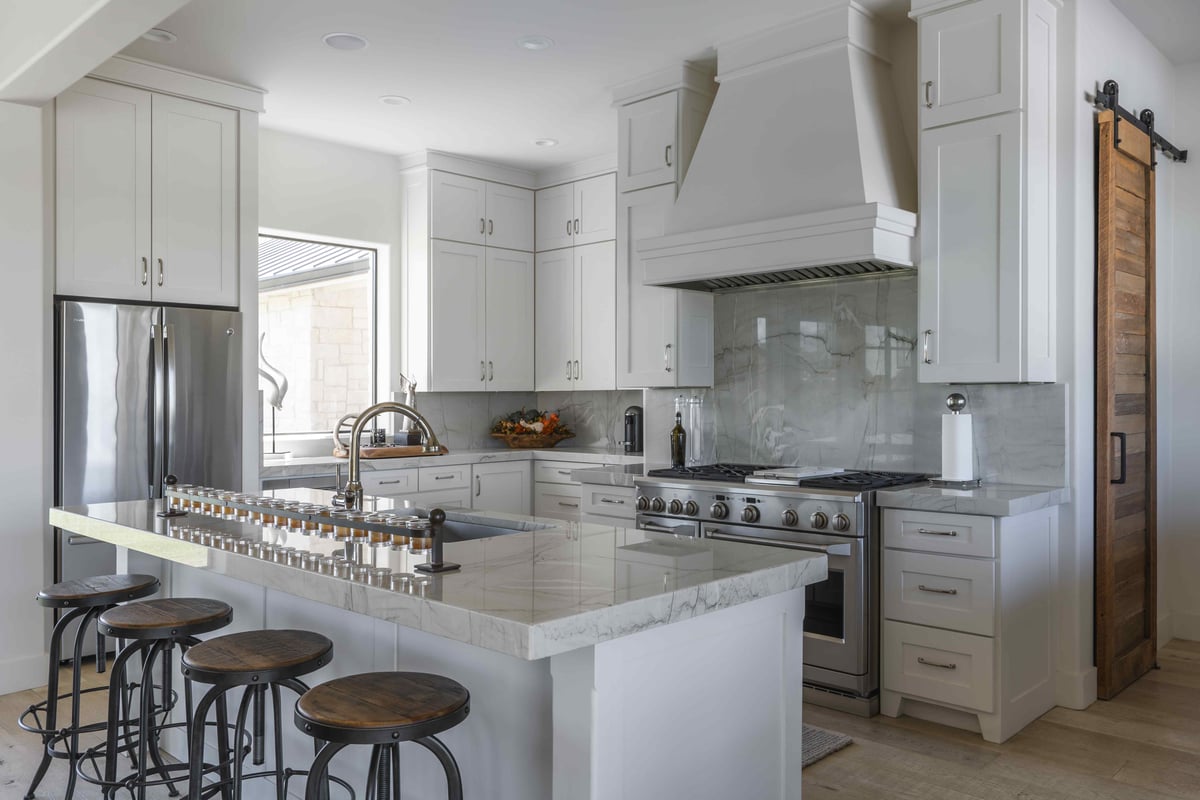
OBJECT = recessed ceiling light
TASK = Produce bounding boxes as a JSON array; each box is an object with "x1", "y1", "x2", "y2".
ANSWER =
[
  {"x1": 322, "y1": 32, "x2": 369, "y2": 51},
  {"x1": 516, "y1": 35, "x2": 555, "y2": 51},
  {"x1": 141, "y1": 28, "x2": 178, "y2": 44},
  {"x1": 379, "y1": 95, "x2": 412, "y2": 106},
  {"x1": 533, "y1": 138, "x2": 558, "y2": 147}
]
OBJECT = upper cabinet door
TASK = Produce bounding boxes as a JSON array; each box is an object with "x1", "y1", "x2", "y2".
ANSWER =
[
  {"x1": 616, "y1": 184, "x2": 679, "y2": 388},
  {"x1": 56, "y1": 78, "x2": 153, "y2": 301},
  {"x1": 485, "y1": 248, "x2": 534, "y2": 390},
  {"x1": 535, "y1": 183, "x2": 575, "y2": 252},
  {"x1": 429, "y1": 240, "x2": 487, "y2": 391},
  {"x1": 534, "y1": 249, "x2": 576, "y2": 392},
  {"x1": 150, "y1": 94, "x2": 238, "y2": 307},
  {"x1": 918, "y1": 112, "x2": 1021, "y2": 383},
  {"x1": 919, "y1": 0, "x2": 1022, "y2": 129},
  {"x1": 574, "y1": 241, "x2": 616, "y2": 390},
  {"x1": 484, "y1": 182, "x2": 534, "y2": 252},
  {"x1": 618, "y1": 93, "x2": 678, "y2": 192},
  {"x1": 574, "y1": 173, "x2": 617, "y2": 246},
  {"x1": 430, "y1": 171, "x2": 487, "y2": 245}
]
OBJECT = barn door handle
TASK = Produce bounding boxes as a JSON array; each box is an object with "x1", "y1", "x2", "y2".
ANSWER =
[{"x1": 1111, "y1": 432, "x2": 1127, "y2": 484}]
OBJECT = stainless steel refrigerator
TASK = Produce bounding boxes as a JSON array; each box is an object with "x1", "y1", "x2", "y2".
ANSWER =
[{"x1": 55, "y1": 300, "x2": 242, "y2": 653}]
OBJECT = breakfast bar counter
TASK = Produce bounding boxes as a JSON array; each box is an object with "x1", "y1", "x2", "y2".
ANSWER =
[{"x1": 50, "y1": 491, "x2": 825, "y2": 800}]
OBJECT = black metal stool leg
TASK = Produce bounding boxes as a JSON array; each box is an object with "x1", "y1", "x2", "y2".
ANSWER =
[
  {"x1": 304, "y1": 742, "x2": 348, "y2": 800},
  {"x1": 270, "y1": 683, "x2": 286, "y2": 800},
  {"x1": 214, "y1": 683, "x2": 235, "y2": 800},
  {"x1": 365, "y1": 745, "x2": 382, "y2": 800},
  {"x1": 415, "y1": 736, "x2": 463, "y2": 800},
  {"x1": 22, "y1": 606, "x2": 87, "y2": 799},
  {"x1": 389, "y1": 743, "x2": 401, "y2": 800},
  {"x1": 188, "y1": 683, "x2": 226, "y2": 800},
  {"x1": 146, "y1": 643, "x2": 180, "y2": 797},
  {"x1": 232, "y1": 686, "x2": 257, "y2": 800},
  {"x1": 103, "y1": 640, "x2": 152, "y2": 788},
  {"x1": 61, "y1": 606, "x2": 102, "y2": 800}
]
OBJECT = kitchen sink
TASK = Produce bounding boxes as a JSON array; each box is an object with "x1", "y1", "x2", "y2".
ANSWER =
[{"x1": 437, "y1": 517, "x2": 551, "y2": 543}]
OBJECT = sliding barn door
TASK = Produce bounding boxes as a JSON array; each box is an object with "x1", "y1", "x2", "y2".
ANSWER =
[{"x1": 1095, "y1": 108, "x2": 1157, "y2": 700}]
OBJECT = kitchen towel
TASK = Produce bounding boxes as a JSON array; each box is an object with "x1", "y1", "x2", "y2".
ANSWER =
[{"x1": 941, "y1": 413, "x2": 974, "y2": 481}]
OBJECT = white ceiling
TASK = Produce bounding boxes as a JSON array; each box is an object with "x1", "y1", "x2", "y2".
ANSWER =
[
  {"x1": 1111, "y1": 0, "x2": 1200, "y2": 66},
  {"x1": 121, "y1": 0, "x2": 909, "y2": 172}
]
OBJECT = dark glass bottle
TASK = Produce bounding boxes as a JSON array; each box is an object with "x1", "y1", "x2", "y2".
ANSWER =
[{"x1": 670, "y1": 411, "x2": 687, "y2": 469}]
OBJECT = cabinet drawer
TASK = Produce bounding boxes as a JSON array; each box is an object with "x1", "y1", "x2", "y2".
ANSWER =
[
  {"x1": 884, "y1": 509, "x2": 995, "y2": 557},
  {"x1": 533, "y1": 461, "x2": 592, "y2": 485},
  {"x1": 418, "y1": 464, "x2": 470, "y2": 492},
  {"x1": 534, "y1": 483, "x2": 583, "y2": 520},
  {"x1": 410, "y1": 486, "x2": 472, "y2": 510},
  {"x1": 884, "y1": 551, "x2": 995, "y2": 636},
  {"x1": 360, "y1": 470, "x2": 418, "y2": 496},
  {"x1": 580, "y1": 485, "x2": 635, "y2": 522},
  {"x1": 883, "y1": 620, "x2": 994, "y2": 712}
]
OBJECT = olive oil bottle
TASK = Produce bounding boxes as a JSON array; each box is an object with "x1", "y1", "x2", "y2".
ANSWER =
[{"x1": 670, "y1": 411, "x2": 687, "y2": 469}]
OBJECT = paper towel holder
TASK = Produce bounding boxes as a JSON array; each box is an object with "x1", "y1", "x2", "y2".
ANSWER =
[{"x1": 929, "y1": 393, "x2": 983, "y2": 489}]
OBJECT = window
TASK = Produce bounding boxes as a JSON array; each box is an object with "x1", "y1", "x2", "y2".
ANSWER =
[{"x1": 258, "y1": 235, "x2": 377, "y2": 438}]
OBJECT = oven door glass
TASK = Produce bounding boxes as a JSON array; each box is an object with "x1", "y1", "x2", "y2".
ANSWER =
[{"x1": 804, "y1": 569, "x2": 845, "y2": 640}]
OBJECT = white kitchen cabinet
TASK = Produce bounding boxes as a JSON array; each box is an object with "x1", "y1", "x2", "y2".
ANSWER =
[
  {"x1": 616, "y1": 184, "x2": 714, "y2": 388},
  {"x1": 535, "y1": 173, "x2": 616, "y2": 252},
  {"x1": 533, "y1": 483, "x2": 583, "y2": 521},
  {"x1": 57, "y1": 78, "x2": 238, "y2": 306},
  {"x1": 535, "y1": 241, "x2": 616, "y2": 391},
  {"x1": 472, "y1": 461, "x2": 531, "y2": 516},
  {"x1": 916, "y1": 0, "x2": 1022, "y2": 129},
  {"x1": 914, "y1": 0, "x2": 1056, "y2": 384},
  {"x1": 427, "y1": 241, "x2": 532, "y2": 391},
  {"x1": 880, "y1": 506, "x2": 1057, "y2": 743},
  {"x1": 616, "y1": 87, "x2": 712, "y2": 193},
  {"x1": 580, "y1": 484, "x2": 636, "y2": 525},
  {"x1": 430, "y1": 170, "x2": 533, "y2": 252}
]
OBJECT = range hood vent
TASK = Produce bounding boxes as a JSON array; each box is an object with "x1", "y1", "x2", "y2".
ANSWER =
[{"x1": 637, "y1": 2, "x2": 918, "y2": 291}]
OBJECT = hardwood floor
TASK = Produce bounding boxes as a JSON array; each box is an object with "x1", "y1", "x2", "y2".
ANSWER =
[
  {"x1": 4, "y1": 641, "x2": 1200, "y2": 798},
  {"x1": 805, "y1": 639, "x2": 1200, "y2": 799}
]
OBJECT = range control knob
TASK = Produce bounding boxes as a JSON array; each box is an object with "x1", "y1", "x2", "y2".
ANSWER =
[
  {"x1": 668, "y1": 499, "x2": 684, "y2": 515},
  {"x1": 650, "y1": 497, "x2": 666, "y2": 513},
  {"x1": 810, "y1": 511, "x2": 829, "y2": 529},
  {"x1": 636, "y1": 496, "x2": 650, "y2": 511},
  {"x1": 741, "y1": 505, "x2": 761, "y2": 524},
  {"x1": 684, "y1": 500, "x2": 700, "y2": 517},
  {"x1": 781, "y1": 509, "x2": 800, "y2": 527},
  {"x1": 832, "y1": 513, "x2": 852, "y2": 532},
  {"x1": 710, "y1": 502, "x2": 729, "y2": 520}
]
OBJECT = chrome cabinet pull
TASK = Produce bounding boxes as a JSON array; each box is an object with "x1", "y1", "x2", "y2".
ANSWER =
[
  {"x1": 922, "y1": 330, "x2": 933, "y2": 364},
  {"x1": 557, "y1": 501, "x2": 580, "y2": 508},
  {"x1": 488, "y1": 360, "x2": 494, "y2": 380},
  {"x1": 475, "y1": 475, "x2": 481, "y2": 497},
  {"x1": 918, "y1": 656, "x2": 957, "y2": 670},
  {"x1": 480, "y1": 361, "x2": 486, "y2": 381},
  {"x1": 434, "y1": 474, "x2": 454, "y2": 481},
  {"x1": 573, "y1": 360, "x2": 580, "y2": 380},
  {"x1": 600, "y1": 498, "x2": 626, "y2": 505},
  {"x1": 379, "y1": 479, "x2": 403, "y2": 485},
  {"x1": 664, "y1": 343, "x2": 673, "y2": 373},
  {"x1": 917, "y1": 527, "x2": 958, "y2": 537},
  {"x1": 157, "y1": 258, "x2": 164, "y2": 287},
  {"x1": 574, "y1": 218, "x2": 580, "y2": 234},
  {"x1": 557, "y1": 470, "x2": 572, "y2": 476},
  {"x1": 566, "y1": 219, "x2": 572, "y2": 236},
  {"x1": 566, "y1": 360, "x2": 572, "y2": 380},
  {"x1": 480, "y1": 217, "x2": 486, "y2": 234},
  {"x1": 488, "y1": 219, "x2": 493, "y2": 236},
  {"x1": 918, "y1": 584, "x2": 959, "y2": 596},
  {"x1": 665, "y1": 144, "x2": 672, "y2": 167},
  {"x1": 141, "y1": 257, "x2": 149, "y2": 286},
  {"x1": 924, "y1": 80, "x2": 934, "y2": 109}
]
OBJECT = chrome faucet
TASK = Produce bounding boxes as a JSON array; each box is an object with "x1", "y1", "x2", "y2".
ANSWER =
[{"x1": 340, "y1": 401, "x2": 443, "y2": 511}]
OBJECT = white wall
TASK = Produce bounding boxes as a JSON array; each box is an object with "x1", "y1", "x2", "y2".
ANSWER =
[
  {"x1": 0, "y1": 100, "x2": 55, "y2": 692},
  {"x1": 258, "y1": 128, "x2": 402, "y2": 399},
  {"x1": 1164, "y1": 60, "x2": 1200, "y2": 640}
]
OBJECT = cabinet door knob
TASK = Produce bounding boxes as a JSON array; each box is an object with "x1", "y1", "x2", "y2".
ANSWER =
[
  {"x1": 664, "y1": 343, "x2": 673, "y2": 373},
  {"x1": 157, "y1": 258, "x2": 164, "y2": 287},
  {"x1": 922, "y1": 330, "x2": 933, "y2": 364},
  {"x1": 924, "y1": 80, "x2": 934, "y2": 109},
  {"x1": 664, "y1": 144, "x2": 672, "y2": 167},
  {"x1": 141, "y1": 257, "x2": 149, "y2": 286}
]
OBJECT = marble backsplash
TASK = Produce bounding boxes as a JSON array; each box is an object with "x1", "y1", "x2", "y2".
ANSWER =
[
  {"x1": 408, "y1": 389, "x2": 641, "y2": 454},
  {"x1": 675, "y1": 275, "x2": 1071, "y2": 487}
]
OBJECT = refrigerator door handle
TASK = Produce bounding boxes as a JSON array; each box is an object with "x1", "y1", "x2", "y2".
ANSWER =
[
  {"x1": 150, "y1": 321, "x2": 164, "y2": 498},
  {"x1": 164, "y1": 323, "x2": 176, "y2": 483}
]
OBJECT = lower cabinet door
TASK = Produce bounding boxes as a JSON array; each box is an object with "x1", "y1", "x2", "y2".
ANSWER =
[
  {"x1": 883, "y1": 620, "x2": 994, "y2": 712},
  {"x1": 472, "y1": 462, "x2": 531, "y2": 515}
]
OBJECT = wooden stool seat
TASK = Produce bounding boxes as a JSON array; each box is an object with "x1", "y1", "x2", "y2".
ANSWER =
[
  {"x1": 296, "y1": 672, "x2": 470, "y2": 745},
  {"x1": 97, "y1": 597, "x2": 232, "y2": 640},
  {"x1": 37, "y1": 573, "x2": 159, "y2": 609},
  {"x1": 182, "y1": 629, "x2": 333, "y2": 685}
]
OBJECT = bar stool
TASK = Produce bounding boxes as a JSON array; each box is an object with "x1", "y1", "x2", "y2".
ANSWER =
[
  {"x1": 19, "y1": 573, "x2": 160, "y2": 800},
  {"x1": 181, "y1": 629, "x2": 336, "y2": 800},
  {"x1": 294, "y1": 672, "x2": 470, "y2": 800},
  {"x1": 77, "y1": 597, "x2": 233, "y2": 799}
]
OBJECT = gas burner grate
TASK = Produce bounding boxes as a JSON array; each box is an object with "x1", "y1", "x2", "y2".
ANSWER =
[
  {"x1": 645, "y1": 463, "x2": 782, "y2": 482},
  {"x1": 797, "y1": 471, "x2": 930, "y2": 491}
]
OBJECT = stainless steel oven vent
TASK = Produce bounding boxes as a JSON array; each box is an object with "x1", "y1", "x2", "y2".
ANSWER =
[{"x1": 670, "y1": 260, "x2": 914, "y2": 292}]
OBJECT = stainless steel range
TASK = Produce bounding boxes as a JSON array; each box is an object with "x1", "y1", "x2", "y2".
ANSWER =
[{"x1": 634, "y1": 463, "x2": 928, "y2": 716}]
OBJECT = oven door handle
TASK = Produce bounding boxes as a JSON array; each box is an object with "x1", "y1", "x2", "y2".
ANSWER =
[
  {"x1": 639, "y1": 521, "x2": 696, "y2": 536},
  {"x1": 704, "y1": 529, "x2": 853, "y2": 557}
]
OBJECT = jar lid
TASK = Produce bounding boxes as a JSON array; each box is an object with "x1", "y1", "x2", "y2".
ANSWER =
[{"x1": 405, "y1": 519, "x2": 432, "y2": 531}]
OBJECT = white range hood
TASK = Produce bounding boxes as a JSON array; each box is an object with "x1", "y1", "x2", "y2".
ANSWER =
[{"x1": 639, "y1": 1, "x2": 918, "y2": 291}]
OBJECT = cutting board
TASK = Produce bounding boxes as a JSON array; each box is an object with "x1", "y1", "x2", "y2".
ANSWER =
[{"x1": 332, "y1": 444, "x2": 449, "y2": 459}]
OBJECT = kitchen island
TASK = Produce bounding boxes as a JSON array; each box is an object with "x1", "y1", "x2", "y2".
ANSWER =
[{"x1": 50, "y1": 490, "x2": 825, "y2": 800}]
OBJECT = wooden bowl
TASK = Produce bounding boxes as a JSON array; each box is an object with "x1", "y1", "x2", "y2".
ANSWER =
[{"x1": 489, "y1": 431, "x2": 575, "y2": 449}]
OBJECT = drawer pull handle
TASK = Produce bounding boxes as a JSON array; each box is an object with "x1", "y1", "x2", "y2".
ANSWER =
[
  {"x1": 917, "y1": 528, "x2": 958, "y2": 537},
  {"x1": 434, "y1": 474, "x2": 454, "y2": 481},
  {"x1": 379, "y1": 479, "x2": 403, "y2": 485},
  {"x1": 600, "y1": 498, "x2": 626, "y2": 505},
  {"x1": 557, "y1": 501, "x2": 580, "y2": 508},
  {"x1": 918, "y1": 584, "x2": 958, "y2": 596},
  {"x1": 918, "y1": 656, "x2": 957, "y2": 670},
  {"x1": 557, "y1": 470, "x2": 572, "y2": 476}
]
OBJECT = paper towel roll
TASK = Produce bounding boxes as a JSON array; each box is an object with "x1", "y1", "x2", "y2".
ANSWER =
[{"x1": 941, "y1": 414, "x2": 974, "y2": 481}]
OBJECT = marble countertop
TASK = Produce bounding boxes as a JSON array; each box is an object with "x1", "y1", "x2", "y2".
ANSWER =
[
  {"x1": 570, "y1": 463, "x2": 643, "y2": 488},
  {"x1": 876, "y1": 483, "x2": 1071, "y2": 517},
  {"x1": 261, "y1": 447, "x2": 642, "y2": 480},
  {"x1": 49, "y1": 493, "x2": 825, "y2": 662}
]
